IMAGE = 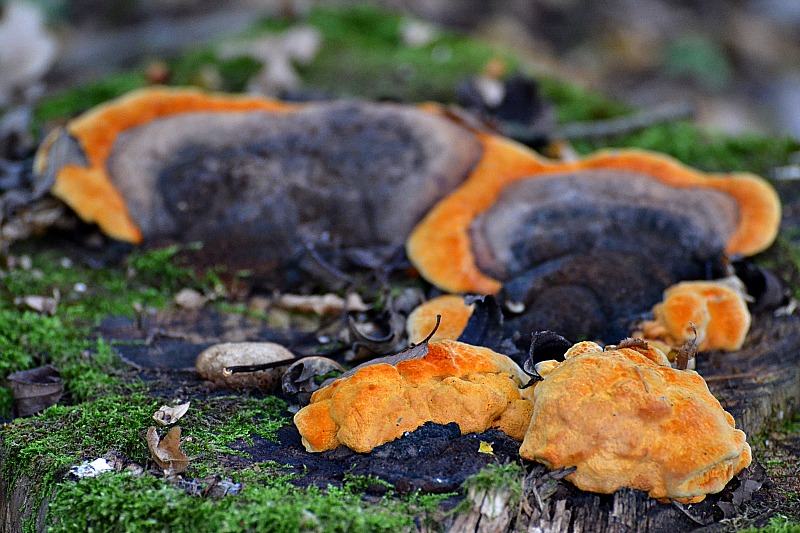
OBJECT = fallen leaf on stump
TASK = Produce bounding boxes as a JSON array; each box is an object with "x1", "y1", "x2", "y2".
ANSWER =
[
  {"x1": 146, "y1": 426, "x2": 192, "y2": 475},
  {"x1": 7, "y1": 364, "x2": 63, "y2": 417},
  {"x1": 152, "y1": 402, "x2": 191, "y2": 426},
  {"x1": 282, "y1": 357, "x2": 344, "y2": 406}
]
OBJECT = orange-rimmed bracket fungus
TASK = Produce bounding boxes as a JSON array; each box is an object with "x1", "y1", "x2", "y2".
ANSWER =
[
  {"x1": 33, "y1": 87, "x2": 481, "y2": 283},
  {"x1": 407, "y1": 137, "x2": 780, "y2": 345},
  {"x1": 293, "y1": 340, "x2": 535, "y2": 453},
  {"x1": 519, "y1": 340, "x2": 751, "y2": 503},
  {"x1": 634, "y1": 278, "x2": 753, "y2": 360}
]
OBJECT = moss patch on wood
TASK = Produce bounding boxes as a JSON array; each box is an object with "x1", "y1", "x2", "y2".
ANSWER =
[{"x1": 45, "y1": 469, "x2": 448, "y2": 533}]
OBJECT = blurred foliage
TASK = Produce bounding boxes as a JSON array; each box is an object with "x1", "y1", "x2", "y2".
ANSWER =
[
  {"x1": 573, "y1": 122, "x2": 800, "y2": 175},
  {"x1": 32, "y1": 5, "x2": 799, "y2": 177},
  {"x1": 663, "y1": 34, "x2": 733, "y2": 92},
  {"x1": 33, "y1": 72, "x2": 147, "y2": 125}
]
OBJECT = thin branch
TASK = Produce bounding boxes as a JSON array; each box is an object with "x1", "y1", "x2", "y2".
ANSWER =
[{"x1": 505, "y1": 101, "x2": 696, "y2": 144}]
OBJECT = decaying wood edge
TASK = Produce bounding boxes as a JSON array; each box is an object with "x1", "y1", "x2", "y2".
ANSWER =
[{"x1": 0, "y1": 447, "x2": 51, "y2": 533}]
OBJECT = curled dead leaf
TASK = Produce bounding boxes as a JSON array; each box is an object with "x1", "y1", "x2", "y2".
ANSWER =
[
  {"x1": 153, "y1": 401, "x2": 191, "y2": 426},
  {"x1": 7, "y1": 364, "x2": 63, "y2": 417},
  {"x1": 282, "y1": 357, "x2": 344, "y2": 405},
  {"x1": 146, "y1": 426, "x2": 192, "y2": 475}
]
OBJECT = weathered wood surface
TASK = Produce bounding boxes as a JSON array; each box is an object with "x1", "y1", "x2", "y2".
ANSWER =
[{"x1": 702, "y1": 312, "x2": 800, "y2": 437}]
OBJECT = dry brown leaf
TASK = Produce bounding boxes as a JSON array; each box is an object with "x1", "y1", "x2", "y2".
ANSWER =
[
  {"x1": 14, "y1": 289, "x2": 59, "y2": 315},
  {"x1": 146, "y1": 426, "x2": 192, "y2": 474},
  {"x1": 7, "y1": 364, "x2": 63, "y2": 417},
  {"x1": 152, "y1": 402, "x2": 191, "y2": 426},
  {"x1": 275, "y1": 293, "x2": 368, "y2": 316}
]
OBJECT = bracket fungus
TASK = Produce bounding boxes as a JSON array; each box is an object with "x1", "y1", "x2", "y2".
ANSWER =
[
  {"x1": 406, "y1": 135, "x2": 780, "y2": 343},
  {"x1": 519, "y1": 340, "x2": 751, "y2": 503},
  {"x1": 293, "y1": 340, "x2": 534, "y2": 453},
  {"x1": 635, "y1": 278, "x2": 752, "y2": 357},
  {"x1": 34, "y1": 87, "x2": 481, "y2": 281}
]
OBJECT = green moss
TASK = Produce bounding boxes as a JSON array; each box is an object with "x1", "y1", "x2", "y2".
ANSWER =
[
  {"x1": 3, "y1": 387, "x2": 292, "y2": 532},
  {"x1": 4, "y1": 375, "x2": 445, "y2": 533},
  {"x1": 127, "y1": 244, "x2": 197, "y2": 295},
  {"x1": 0, "y1": 307, "x2": 124, "y2": 414},
  {"x1": 33, "y1": 72, "x2": 148, "y2": 126},
  {"x1": 571, "y1": 121, "x2": 799, "y2": 175},
  {"x1": 46, "y1": 470, "x2": 447, "y2": 533},
  {"x1": 0, "y1": 243, "x2": 232, "y2": 417},
  {"x1": 301, "y1": 6, "x2": 510, "y2": 102},
  {"x1": 3, "y1": 388, "x2": 156, "y2": 532},
  {"x1": 461, "y1": 462, "x2": 524, "y2": 500},
  {"x1": 741, "y1": 515, "x2": 800, "y2": 533},
  {"x1": 538, "y1": 76, "x2": 630, "y2": 123},
  {"x1": 663, "y1": 34, "x2": 733, "y2": 92},
  {"x1": 182, "y1": 395, "x2": 287, "y2": 462}
]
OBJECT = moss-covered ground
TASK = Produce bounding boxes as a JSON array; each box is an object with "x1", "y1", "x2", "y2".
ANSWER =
[{"x1": 3, "y1": 4, "x2": 800, "y2": 532}]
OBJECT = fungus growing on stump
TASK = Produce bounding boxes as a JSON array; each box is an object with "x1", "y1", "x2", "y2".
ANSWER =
[
  {"x1": 293, "y1": 340, "x2": 534, "y2": 453},
  {"x1": 407, "y1": 135, "x2": 780, "y2": 344},
  {"x1": 519, "y1": 340, "x2": 751, "y2": 503},
  {"x1": 34, "y1": 87, "x2": 481, "y2": 282},
  {"x1": 634, "y1": 278, "x2": 752, "y2": 358}
]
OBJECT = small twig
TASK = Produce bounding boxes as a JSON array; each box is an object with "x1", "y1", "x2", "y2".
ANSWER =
[
  {"x1": 303, "y1": 241, "x2": 354, "y2": 284},
  {"x1": 530, "y1": 483, "x2": 545, "y2": 511},
  {"x1": 224, "y1": 355, "x2": 313, "y2": 375},
  {"x1": 416, "y1": 314, "x2": 441, "y2": 346},
  {"x1": 144, "y1": 328, "x2": 196, "y2": 346},
  {"x1": 558, "y1": 101, "x2": 695, "y2": 139},
  {"x1": 506, "y1": 101, "x2": 696, "y2": 144},
  {"x1": 675, "y1": 323, "x2": 698, "y2": 371}
]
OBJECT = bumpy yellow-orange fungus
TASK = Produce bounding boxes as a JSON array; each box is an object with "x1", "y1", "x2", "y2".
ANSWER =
[
  {"x1": 520, "y1": 341, "x2": 751, "y2": 503},
  {"x1": 636, "y1": 279, "x2": 752, "y2": 354},
  {"x1": 294, "y1": 340, "x2": 534, "y2": 453}
]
